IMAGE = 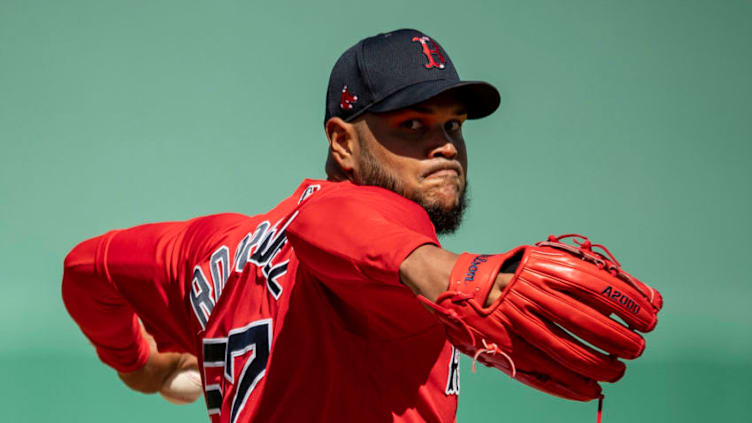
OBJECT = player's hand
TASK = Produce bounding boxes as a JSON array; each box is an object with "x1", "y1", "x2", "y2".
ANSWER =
[
  {"x1": 117, "y1": 327, "x2": 198, "y2": 394},
  {"x1": 485, "y1": 272, "x2": 514, "y2": 307}
]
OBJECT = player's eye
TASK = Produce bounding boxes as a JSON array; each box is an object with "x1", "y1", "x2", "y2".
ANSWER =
[
  {"x1": 444, "y1": 120, "x2": 462, "y2": 132},
  {"x1": 400, "y1": 119, "x2": 423, "y2": 130}
]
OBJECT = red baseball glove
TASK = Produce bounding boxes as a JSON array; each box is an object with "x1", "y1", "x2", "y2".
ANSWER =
[{"x1": 420, "y1": 234, "x2": 663, "y2": 401}]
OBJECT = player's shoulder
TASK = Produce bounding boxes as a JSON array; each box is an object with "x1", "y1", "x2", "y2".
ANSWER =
[
  {"x1": 297, "y1": 178, "x2": 423, "y2": 210},
  {"x1": 293, "y1": 178, "x2": 434, "y2": 232},
  {"x1": 186, "y1": 212, "x2": 255, "y2": 229}
]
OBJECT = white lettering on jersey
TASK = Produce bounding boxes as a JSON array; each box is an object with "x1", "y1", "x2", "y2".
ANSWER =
[
  {"x1": 190, "y1": 211, "x2": 300, "y2": 329},
  {"x1": 298, "y1": 184, "x2": 321, "y2": 204},
  {"x1": 446, "y1": 346, "x2": 460, "y2": 395}
]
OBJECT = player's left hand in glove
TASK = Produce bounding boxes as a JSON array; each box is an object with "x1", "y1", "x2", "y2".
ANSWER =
[{"x1": 420, "y1": 234, "x2": 663, "y2": 401}]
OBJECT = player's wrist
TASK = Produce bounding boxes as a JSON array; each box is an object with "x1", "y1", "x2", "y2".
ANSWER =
[
  {"x1": 117, "y1": 351, "x2": 180, "y2": 393},
  {"x1": 400, "y1": 244, "x2": 455, "y2": 302},
  {"x1": 401, "y1": 247, "x2": 516, "y2": 305},
  {"x1": 117, "y1": 326, "x2": 198, "y2": 395},
  {"x1": 440, "y1": 250, "x2": 523, "y2": 308},
  {"x1": 443, "y1": 252, "x2": 519, "y2": 308}
]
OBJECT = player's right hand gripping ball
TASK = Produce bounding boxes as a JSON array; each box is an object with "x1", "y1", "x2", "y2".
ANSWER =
[{"x1": 420, "y1": 234, "x2": 663, "y2": 401}]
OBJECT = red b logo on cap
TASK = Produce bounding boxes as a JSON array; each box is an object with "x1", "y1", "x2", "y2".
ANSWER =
[
  {"x1": 412, "y1": 36, "x2": 445, "y2": 69},
  {"x1": 339, "y1": 85, "x2": 358, "y2": 110}
]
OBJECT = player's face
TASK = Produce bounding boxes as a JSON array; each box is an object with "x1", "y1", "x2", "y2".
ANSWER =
[{"x1": 353, "y1": 92, "x2": 469, "y2": 234}]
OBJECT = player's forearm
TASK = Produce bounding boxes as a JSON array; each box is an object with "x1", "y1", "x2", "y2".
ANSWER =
[
  {"x1": 400, "y1": 244, "x2": 456, "y2": 302},
  {"x1": 400, "y1": 244, "x2": 513, "y2": 305},
  {"x1": 64, "y1": 240, "x2": 198, "y2": 397},
  {"x1": 62, "y1": 234, "x2": 151, "y2": 373}
]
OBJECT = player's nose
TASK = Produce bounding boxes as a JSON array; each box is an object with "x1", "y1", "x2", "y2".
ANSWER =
[{"x1": 428, "y1": 138, "x2": 459, "y2": 160}]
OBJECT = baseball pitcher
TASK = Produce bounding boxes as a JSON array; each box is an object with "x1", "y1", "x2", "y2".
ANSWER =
[{"x1": 63, "y1": 29, "x2": 662, "y2": 423}]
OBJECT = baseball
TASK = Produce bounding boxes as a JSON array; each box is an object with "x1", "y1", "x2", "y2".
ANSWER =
[{"x1": 159, "y1": 368, "x2": 203, "y2": 405}]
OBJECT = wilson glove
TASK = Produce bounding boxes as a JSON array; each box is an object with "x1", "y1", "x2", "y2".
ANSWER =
[{"x1": 420, "y1": 234, "x2": 663, "y2": 401}]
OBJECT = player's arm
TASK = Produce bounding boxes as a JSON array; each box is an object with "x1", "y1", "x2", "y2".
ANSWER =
[
  {"x1": 399, "y1": 244, "x2": 513, "y2": 306},
  {"x1": 61, "y1": 222, "x2": 198, "y2": 396}
]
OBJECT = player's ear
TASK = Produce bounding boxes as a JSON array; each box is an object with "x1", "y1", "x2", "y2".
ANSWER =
[{"x1": 325, "y1": 117, "x2": 359, "y2": 177}]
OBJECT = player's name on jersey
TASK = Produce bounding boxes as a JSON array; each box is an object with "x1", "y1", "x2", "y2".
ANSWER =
[{"x1": 190, "y1": 212, "x2": 298, "y2": 329}]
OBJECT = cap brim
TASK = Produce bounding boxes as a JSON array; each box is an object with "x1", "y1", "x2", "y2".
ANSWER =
[{"x1": 367, "y1": 79, "x2": 500, "y2": 119}]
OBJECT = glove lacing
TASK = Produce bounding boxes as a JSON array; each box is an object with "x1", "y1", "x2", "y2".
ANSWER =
[
  {"x1": 537, "y1": 234, "x2": 657, "y2": 303},
  {"x1": 419, "y1": 294, "x2": 517, "y2": 378},
  {"x1": 471, "y1": 338, "x2": 516, "y2": 378}
]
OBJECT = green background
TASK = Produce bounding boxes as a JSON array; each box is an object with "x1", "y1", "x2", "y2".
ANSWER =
[{"x1": 1, "y1": 0, "x2": 750, "y2": 421}]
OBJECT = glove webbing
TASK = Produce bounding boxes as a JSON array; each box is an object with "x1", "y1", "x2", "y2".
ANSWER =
[{"x1": 536, "y1": 234, "x2": 657, "y2": 303}]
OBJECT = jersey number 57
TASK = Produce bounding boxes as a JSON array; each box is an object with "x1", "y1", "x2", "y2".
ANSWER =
[{"x1": 202, "y1": 319, "x2": 273, "y2": 423}]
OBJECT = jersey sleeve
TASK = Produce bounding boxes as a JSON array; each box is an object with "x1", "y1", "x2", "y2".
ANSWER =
[
  {"x1": 286, "y1": 183, "x2": 440, "y2": 288},
  {"x1": 62, "y1": 229, "x2": 155, "y2": 372},
  {"x1": 62, "y1": 215, "x2": 249, "y2": 373}
]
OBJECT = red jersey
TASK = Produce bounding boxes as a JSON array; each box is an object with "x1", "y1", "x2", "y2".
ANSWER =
[{"x1": 62, "y1": 179, "x2": 460, "y2": 423}]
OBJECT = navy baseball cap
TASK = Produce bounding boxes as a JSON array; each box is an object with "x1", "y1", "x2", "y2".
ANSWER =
[{"x1": 324, "y1": 28, "x2": 500, "y2": 125}]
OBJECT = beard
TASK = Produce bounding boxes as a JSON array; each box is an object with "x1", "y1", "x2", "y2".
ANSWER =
[{"x1": 356, "y1": 143, "x2": 468, "y2": 235}]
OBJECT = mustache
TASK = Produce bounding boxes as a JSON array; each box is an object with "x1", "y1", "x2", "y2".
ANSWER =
[{"x1": 421, "y1": 161, "x2": 464, "y2": 179}]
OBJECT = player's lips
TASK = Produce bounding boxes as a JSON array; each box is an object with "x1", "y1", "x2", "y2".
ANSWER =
[
  {"x1": 422, "y1": 162, "x2": 463, "y2": 180},
  {"x1": 427, "y1": 169, "x2": 459, "y2": 179}
]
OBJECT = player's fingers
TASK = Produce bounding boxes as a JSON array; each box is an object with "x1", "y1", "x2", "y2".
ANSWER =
[
  {"x1": 505, "y1": 289, "x2": 626, "y2": 382},
  {"x1": 176, "y1": 353, "x2": 199, "y2": 372},
  {"x1": 515, "y1": 278, "x2": 646, "y2": 359}
]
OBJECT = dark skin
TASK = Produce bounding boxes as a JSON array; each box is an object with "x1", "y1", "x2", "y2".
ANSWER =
[
  {"x1": 119, "y1": 91, "x2": 512, "y2": 394},
  {"x1": 118, "y1": 325, "x2": 198, "y2": 394}
]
